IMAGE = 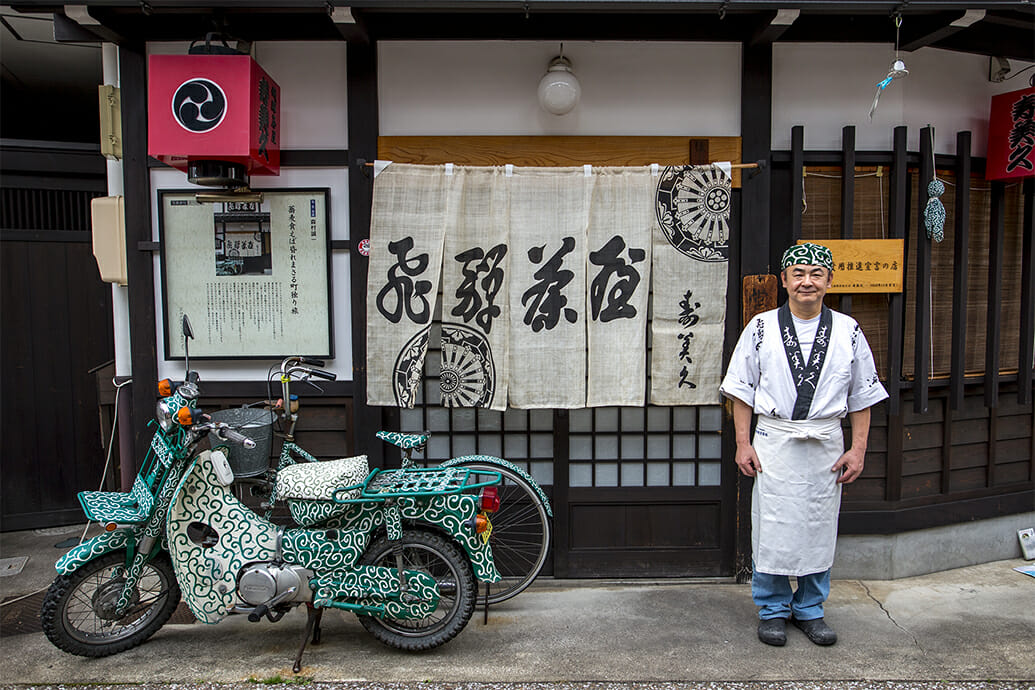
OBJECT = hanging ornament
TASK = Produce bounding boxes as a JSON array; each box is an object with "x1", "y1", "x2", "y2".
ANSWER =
[
  {"x1": 924, "y1": 128, "x2": 946, "y2": 243},
  {"x1": 869, "y1": 15, "x2": 909, "y2": 119}
]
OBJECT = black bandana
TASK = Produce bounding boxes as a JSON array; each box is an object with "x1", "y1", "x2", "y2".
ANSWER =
[{"x1": 777, "y1": 303, "x2": 833, "y2": 420}]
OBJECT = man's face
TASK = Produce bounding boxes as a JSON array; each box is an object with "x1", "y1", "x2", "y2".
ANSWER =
[{"x1": 781, "y1": 264, "x2": 832, "y2": 311}]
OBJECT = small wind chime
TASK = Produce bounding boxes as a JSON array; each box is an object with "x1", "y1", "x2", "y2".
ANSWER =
[
  {"x1": 924, "y1": 126, "x2": 946, "y2": 243},
  {"x1": 869, "y1": 14, "x2": 909, "y2": 120}
]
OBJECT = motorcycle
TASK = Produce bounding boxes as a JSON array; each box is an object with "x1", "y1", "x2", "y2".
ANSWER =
[{"x1": 40, "y1": 316, "x2": 503, "y2": 671}]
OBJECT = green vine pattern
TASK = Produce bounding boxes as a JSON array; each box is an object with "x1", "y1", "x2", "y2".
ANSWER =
[
  {"x1": 384, "y1": 503, "x2": 403, "y2": 540},
  {"x1": 280, "y1": 528, "x2": 367, "y2": 572},
  {"x1": 167, "y1": 451, "x2": 279, "y2": 623},
  {"x1": 312, "y1": 566, "x2": 439, "y2": 619},
  {"x1": 55, "y1": 529, "x2": 132, "y2": 575},
  {"x1": 376, "y1": 431, "x2": 430, "y2": 449}
]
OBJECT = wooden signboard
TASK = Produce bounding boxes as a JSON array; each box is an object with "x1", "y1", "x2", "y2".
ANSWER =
[{"x1": 798, "y1": 239, "x2": 904, "y2": 293}]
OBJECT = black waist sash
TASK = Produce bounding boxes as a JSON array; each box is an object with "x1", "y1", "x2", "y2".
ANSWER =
[{"x1": 777, "y1": 303, "x2": 833, "y2": 420}]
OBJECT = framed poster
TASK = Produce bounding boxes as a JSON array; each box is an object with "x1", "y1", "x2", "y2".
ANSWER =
[{"x1": 158, "y1": 188, "x2": 333, "y2": 359}]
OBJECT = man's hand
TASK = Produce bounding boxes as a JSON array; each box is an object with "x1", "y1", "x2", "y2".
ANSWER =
[
  {"x1": 736, "y1": 442, "x2": 762, "y2": 477},
  {"x1": 832, "y1": 446, "x2": 865, "y2": 483}
]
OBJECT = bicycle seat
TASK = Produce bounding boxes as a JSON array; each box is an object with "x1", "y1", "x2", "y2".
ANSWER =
[
  {"x1": 376, "y1": 431, "x2": 430, "y2": 451},
  {"x1": 276, "y1": 455, "x2": 369, "y2": 502}
]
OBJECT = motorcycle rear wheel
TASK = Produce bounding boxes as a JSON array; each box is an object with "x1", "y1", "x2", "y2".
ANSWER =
[
  {"x1": 356, "y1": 529, "x2": 476, "y2": 651},
  {"x1": 40, "y1": 551, "x2": 181, "y2": 657}
]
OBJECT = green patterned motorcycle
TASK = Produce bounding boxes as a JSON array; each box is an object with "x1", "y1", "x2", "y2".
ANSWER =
[{"x1": 40, "y1": 318, "x2": 503, "y2": 670}]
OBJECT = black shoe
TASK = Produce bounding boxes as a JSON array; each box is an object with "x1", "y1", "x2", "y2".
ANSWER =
[
  {"x1": 792, "y1": 617, "x2": 837, "y2": 646},
  {"x1": 757, "y1": 618, "x2": 787, "y2": 646}
]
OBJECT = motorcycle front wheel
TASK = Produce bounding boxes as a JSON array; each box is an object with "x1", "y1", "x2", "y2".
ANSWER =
[
  {"x1": 356, "y1": 529, "x2": 476, "y2": 651},
  {"x1": 40, "y1": 551, "x2": 181, "y2": 657}
]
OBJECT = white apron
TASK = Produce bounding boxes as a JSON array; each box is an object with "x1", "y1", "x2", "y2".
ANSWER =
[{"x1": 751, "y1": 415, "x2": 844, "y2": 576}]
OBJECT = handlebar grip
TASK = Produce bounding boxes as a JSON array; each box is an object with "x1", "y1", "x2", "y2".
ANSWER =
[
  {"x1": 299, "y1": 357, "x2": 326, "y2": 367},
  {"x1": 308, "y1": 368, "x2": 337, "y2": 381},
  {"x1": 217, "y1": 426, "x2": 257, "y2": 449}
]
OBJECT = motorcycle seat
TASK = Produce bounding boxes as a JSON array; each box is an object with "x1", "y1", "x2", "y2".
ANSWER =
[
  {"x1": 375, "y1": 431, "x2": 430, "y2": 451},
  {"x1": 276, "y1": 455, "x2": 370, "y2": 502}
]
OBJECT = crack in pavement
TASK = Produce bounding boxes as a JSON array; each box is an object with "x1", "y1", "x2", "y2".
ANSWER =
[{"x1": 858, "y1": 580, "x2": 923, "y2": 651}]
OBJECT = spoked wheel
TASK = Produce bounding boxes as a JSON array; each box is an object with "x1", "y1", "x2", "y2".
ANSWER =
[
  {"x1": 452, "y1": 461, "x2": 551, "y2": 604},
  {"x1": 356, "y1": 529, "x2": 476, "y2": 651},
  {"x1": 40, "y1": 551, "x2": 181, "y2": 657}
]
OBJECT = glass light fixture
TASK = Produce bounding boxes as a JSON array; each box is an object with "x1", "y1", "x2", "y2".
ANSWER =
[{"x1": 537, "y1": 55, "x2": 581, "y2": 115}]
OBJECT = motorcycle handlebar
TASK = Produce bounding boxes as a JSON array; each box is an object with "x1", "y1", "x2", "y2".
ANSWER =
[{"x1": 213, "y1": 425, "x2": 257, "y2": 449}]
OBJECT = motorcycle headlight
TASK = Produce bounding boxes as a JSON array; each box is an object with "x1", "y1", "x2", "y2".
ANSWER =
[{"x1": 156, "y1": 399, "x2": 176, "y2": 432}]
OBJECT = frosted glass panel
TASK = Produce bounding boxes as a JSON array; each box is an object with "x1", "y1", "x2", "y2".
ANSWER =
[
  {"x1": 427, "y1": 434, "x2": 450, "y2": 460},
  {"x1": 530, "y1": 461, "x2": 553, "y2": 486},
  {"x1": 699, "y1": 406, "x2": 722, "y2": 431},
  {"x1": 647, "y1": 406, "x2": 670, "y2": 431},
  {"x1": 596, "y1": 407, "x2": 619, "y2": 430},
  {"x1": 595, "y1": 462, "x2": 619, "y2": 487},
  {"x1": 428, "y1": 407, "x2": 450, "y2": 431},
  {"x1": 426, "y1": 355, "x2": 440, "y2": 376},
  {"x1": 531, "y1": 433, "x2": 553, "y2": 458},
  {"x1": 647, "y1": 434, "x2": 669, "y2": 459},
  {"x1": 530, "y1": 409, "x2": 553, "y2": 430},
  {"x1": 621, "y1": 436, "x2": 644, "y2": 459},
  {"x1": 400, "y1": 409, "x2": 423, "y2": 430},
  {"x1": 673, "y1": 434, "x2": 696, "y2": 459},
  {"x1": 647, "y1": 462, "x2": 670, "y2": 486},
  {"x1": 672, "y1": 462, "x2": 696, "y2": 486},
  {"x1": 452, "y1": 408, "x2": 476, "y2": 431},
  {"x1": 570, "y1": 436, "x2": 593, "y2": 460},
  {"x1": 479, "y1": 435, "x2": 502, "y2": 457},
  {"x1": 621, "y1": 407, "x2": 645, "y2": 431},
  {"x1": 504, "y1": 435, "x2": 527, "y2": 458},
  {"x1": 477, "y1": 408, "x2": 502, "y2": 430},
  {"x1": 673, "y1": 407, "x2": 696, "y2": 431},
  {"x1": 699, "y1": 434, "x2": 722, "y2": 459},
  {"x1": 570, "y1": 408, "x2": 593, "y2": 432},
  {"x1": 570, "y1": 463, "x2": 593, "y2": 487},
  {"x1": 596, "y1": 435, "x2": 619, "y2": 459},
  {"x1": 699, "y1": 461, "x2": 721, "y2": 486},
  {"x1": 453, "y1": 434, "x2": 476, "y2": 457},
  {"x1": 621, "y1": 463, "x2": 644, "y2": 487},
  {"x1": 504, "y1": 410, "x2": 527, "y2": 431}
]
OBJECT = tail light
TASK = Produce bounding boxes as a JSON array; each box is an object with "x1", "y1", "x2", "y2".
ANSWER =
[
  {"x1": 158, "y1": 379, "x2": 174, "y2": 397},
  {"x1": 478, "y1": 486, "x2": 500, "y2": 513}
]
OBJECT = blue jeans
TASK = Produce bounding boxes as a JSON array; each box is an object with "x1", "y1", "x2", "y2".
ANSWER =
[{"x1": 752, "y1": 567, "x2": 831, "y2": 621}]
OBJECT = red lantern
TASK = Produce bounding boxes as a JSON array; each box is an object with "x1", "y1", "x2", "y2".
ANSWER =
[
  {"x1": 148, "y1": 54, "x2": 280, "y2": 186},
  {"x1": 986, "y1": 85, "x2": 1035, "y2": 181}
]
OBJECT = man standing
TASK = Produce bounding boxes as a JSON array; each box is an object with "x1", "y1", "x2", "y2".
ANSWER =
[{"x1": 720, "y1": 242, "x2": 888, "y2": 647}]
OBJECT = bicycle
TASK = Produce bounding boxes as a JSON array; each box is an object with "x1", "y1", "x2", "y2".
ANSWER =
[{"x1": 216, "y1": 356, "x2": 553, "y2": 605}]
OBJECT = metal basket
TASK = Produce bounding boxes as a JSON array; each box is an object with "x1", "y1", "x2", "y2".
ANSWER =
[{"x1": 207, "y1": 407, "x2": 275, "y2": 477}]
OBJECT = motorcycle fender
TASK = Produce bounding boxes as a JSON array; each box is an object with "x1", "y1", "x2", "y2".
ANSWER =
[
  {"x1": 441, "y1": 455, "x2": 553, "y2": 517},
  {"x1": 398, "y1": 495, "x2": 501, "y2": 584},
  {"x1": 55, "y1": 529, "x2": 134, "y2": 576},
  {"x1": 167, "y1": 450, "x2": 279, "y2": 624}
]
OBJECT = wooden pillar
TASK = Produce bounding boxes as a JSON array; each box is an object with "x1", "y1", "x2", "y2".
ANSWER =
[
  {"x1": 949, "y1": 131, "x2": 972, "y2": 411},
  {"x1": 839, "y1": 125, "x2": 855, "y2": 315},
  {"x1": 913, "y1": 126, "x2": 934, "y2": 415},
  {"x1": 120, "y1": 42, "x2": 158, "y2": 469},
  {"x1": 347, "y1": 38, "x2": 384, "y2": 468}
]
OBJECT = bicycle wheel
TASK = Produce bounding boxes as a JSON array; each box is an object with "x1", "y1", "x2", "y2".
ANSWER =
[
  {"x1": 356, "y1": 529, "x2": 476, "y2": 651},
  {"x1": 451, "y1": 461, "x2": 551, "y2": 604},
  {"x1": 40, "y1": 551, "x2": 181, "y2": 657}
]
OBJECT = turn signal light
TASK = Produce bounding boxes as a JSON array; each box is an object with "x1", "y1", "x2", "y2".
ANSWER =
[
  {"x1": 103, "y1": 522, "x2": 118, "y2": 532},
  {"x1": 175, "y1": 406, "x2": 196, "y2": 426},
  {"x1": 158, "y1": 379, "x2": 174, "y2": 397},
  {"x1": 478, "y1": 486, "x2": 500, "y2": 513},
  {"x1": 472, "y1": 513, "x2": 490, "y2": 534}
]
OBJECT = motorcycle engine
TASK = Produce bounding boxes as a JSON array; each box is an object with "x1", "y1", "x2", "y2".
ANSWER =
[{"x1": 236, "y1": 563, "x2": 313, "y2": 606}]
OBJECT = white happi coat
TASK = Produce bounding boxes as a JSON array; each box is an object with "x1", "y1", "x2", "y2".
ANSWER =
[{"x1": 720, "y1": 305, "x2": 888, "y2": 576}]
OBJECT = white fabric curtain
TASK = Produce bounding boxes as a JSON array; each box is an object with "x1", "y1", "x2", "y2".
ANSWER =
[
  {"x1": 586, "y1": 168, "x2": 654, "y2": 407},
  {"x1": 649, "y1": 165, "x2": 732, "y2": 405},
  {"x1": 366, "y1": 164, "x2": 456, "y2": 407}
]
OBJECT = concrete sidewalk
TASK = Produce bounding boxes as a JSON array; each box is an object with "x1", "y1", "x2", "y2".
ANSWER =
[{"x1": 1, "y1": 525, "x2": 1033, "y2": 685}]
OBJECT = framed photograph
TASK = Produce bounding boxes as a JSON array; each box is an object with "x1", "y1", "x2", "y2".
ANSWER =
[{"x1": 158, "y1": 188, "x2": 333, "y2": 359}]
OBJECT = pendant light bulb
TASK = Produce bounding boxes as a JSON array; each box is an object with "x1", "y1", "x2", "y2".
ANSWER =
[{"x1": 538, "y1": 56, "x2": 581, "y2": 116}]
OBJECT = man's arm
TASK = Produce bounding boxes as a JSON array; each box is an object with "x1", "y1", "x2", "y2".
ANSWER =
[
  {"x1": 832, "y1": 407, "x2": 870, "y2": 484},
  {"x1": 731, "y1": 396, "x2": 762, "y2": 477}
]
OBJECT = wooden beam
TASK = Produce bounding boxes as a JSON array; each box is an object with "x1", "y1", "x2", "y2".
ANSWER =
[
  {"x1": 886, "y1": 126, "x2": 908, "y2": 418},
  {"x1": 913, "y1": 126, "x2": 933, "y2": 415},
  {"x1": 900, "y1": 10, "x2": 986, "y2": 52},
  {"x1": 347, "y1": 38, "x2": 385, "y2": 468},
  {"x1": 949, "y1": 131, "x2": 972, "y2": 411},
  {"x1": 790, "y1": 125, "x2": 804, "y2": 244},
  {"x1": 840, "y1": 125, "x2": 855, "y2": 316},
  {"x1": 1019, "y1": 177, "x2": 1034, "y2": 406},
  {"x1": 985, "y1": 181, "x2": 1006, "y2": 409},
  {"x1": 749, "y1": 8, "x2": 799, "y2": 46}
]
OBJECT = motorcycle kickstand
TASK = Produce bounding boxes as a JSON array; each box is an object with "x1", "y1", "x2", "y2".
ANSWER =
[
  {"x1": 482, "y1": 582, "x2": 491, "y2": 625},
  {"x1": 293, "y1": 604, "x2": 323, "y2": 674}
]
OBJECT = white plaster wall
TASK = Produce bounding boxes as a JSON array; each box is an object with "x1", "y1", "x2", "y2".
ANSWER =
[
  {"x1": 379, "y1": 41, "x2": 742, "y2": 136},
  {"x1": 773, "y1": 43, "x2": 1035, "y2": 156}
]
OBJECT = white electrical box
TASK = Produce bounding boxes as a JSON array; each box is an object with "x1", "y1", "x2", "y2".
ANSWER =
[{"x1": 91, "y1": 196, "x2": 127, "y2": 286}]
